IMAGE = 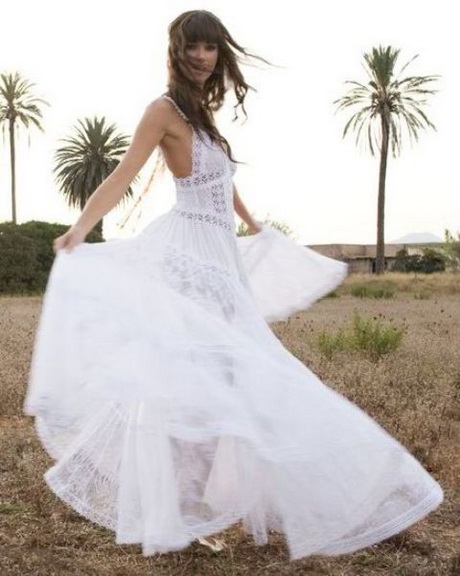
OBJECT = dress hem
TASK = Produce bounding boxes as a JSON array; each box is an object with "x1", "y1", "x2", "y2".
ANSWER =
[
  {"x1": 290, "y1": 484, "x2": 444, "y2": 559},
  {"x1": 43, "y1": 449, "x2": 443, "y2": 561},
  {"x1": 43, "y1": 469, "x2": 248, "y2": 554}
]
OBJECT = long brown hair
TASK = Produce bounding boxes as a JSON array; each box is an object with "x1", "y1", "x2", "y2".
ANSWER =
[
  {"x1": 118, "y1": 11, "x2": 267, "y2": 230},
  {"x1": 166, "y1": 10, "x2": 268, "y2": 160}
]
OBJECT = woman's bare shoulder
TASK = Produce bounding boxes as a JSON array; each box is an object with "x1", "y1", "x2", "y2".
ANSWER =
[
  {"x1": 142, "y1": 96, "x2": 189, "y2": 137},
  {"x1": 143, "y1": 96, "x2": 176, "y2": 122}
]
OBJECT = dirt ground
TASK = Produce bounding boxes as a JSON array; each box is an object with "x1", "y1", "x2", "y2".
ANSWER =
[{"x1": 0, "y1": 289, "x2": 459, "y2": 575}]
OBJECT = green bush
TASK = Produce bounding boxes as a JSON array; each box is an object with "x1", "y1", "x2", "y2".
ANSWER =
[
  {"x1": 392, "y1": 247, "x2": 446, "y2": 273},
  {"x1": 350, "y1": 282, "x2": 395, "y2": 299},
  {"x1": 324, "y1": 289, "x2": 339, "y2": 298},
  {"x1": 0, "y1": 221, "x2": 103, "y2": 295},
  {"x1": 0, "y1": 232, "x2": 41, "y2": 293},
  {"x1": 316, "y1": 328, "x2": 348, "y2": 359},
  {"x1": 315, "y1": 313, "x2": 404, "y2": 361},
  {"x1": 351, "y1": 313, "x2": 404, "y2": 359}
]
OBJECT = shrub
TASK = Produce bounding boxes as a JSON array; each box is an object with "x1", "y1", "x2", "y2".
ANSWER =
[
  {"x1": 315, "y1": 313, "x2": 404, "y2": 361},
  {"x1": 392, "y1": 247, "x2": 446, "y2": 274},
  {"x1": 324, "y1": 289, "x2": 339, "y2": 298},
  {"x1": 350, "y1": 282, "x2": 395, "y2": 299},
  {"x1": 316, "y1": 328, "x2": 348, "y2": 359},
  {"x1": 420, "y1": 248, "x2": 446, "y2": 273},
  {"x1": 0, "y1": 232, "x2": 41, "y2": 293},
  {"x1": 350, "y1": 313, "x2": 404, "y2": 360},
  {"x1": 0, "y1": 221, "x2": 103, "y2": 294}
]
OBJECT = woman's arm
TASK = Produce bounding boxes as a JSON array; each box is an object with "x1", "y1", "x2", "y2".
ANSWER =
[
  {"x1": 54, "y1": 98, "x2": 172, "y2": 253},
  {"x1": 233, "y1": 185, "x2": 262, "y2": 234},
  {"x1": 74, "y1": 99, "x2": 170, "y2": 234}
]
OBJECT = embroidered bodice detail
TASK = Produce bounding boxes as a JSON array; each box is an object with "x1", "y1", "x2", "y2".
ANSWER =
[{"x1": 162, "y1": 95, "x2": 237, "y2": 234}]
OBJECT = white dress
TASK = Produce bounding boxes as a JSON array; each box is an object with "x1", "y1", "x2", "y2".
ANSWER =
[{"x1": 24, "y1": 95, "x2": 443, "y2": 560}]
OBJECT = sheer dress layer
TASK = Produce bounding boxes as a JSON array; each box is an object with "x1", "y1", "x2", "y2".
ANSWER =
[{"x1": 24, "y1": 95, "x2": 443, "y2": 559}]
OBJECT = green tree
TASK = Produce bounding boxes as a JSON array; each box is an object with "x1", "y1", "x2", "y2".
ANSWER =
[
  {"x1": 0, "y1": 71, "x2": 49, "y2": 223},
  {"x1": 54, "y1": 116, "x2": 136, "y2": 237},
  {"x1": 335, "y1": 46, "x2": 438, "y2": 274}
]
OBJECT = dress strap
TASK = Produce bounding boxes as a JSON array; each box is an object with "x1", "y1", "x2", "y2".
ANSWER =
[{"x1": 162, "y1": 94, "x2": 190, "y2": 123}]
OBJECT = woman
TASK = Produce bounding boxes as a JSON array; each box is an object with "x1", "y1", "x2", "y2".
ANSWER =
[{"x1": 25, "y1": 10, "x2": 443, "y2": 561}]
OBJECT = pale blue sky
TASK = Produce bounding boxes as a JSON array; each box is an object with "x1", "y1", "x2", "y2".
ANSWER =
[{"x1": 0, "y1": 0, "x2": 458, "y2": 244}]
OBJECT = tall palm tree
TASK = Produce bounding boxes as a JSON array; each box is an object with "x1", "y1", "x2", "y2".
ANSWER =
[
  {"x1": 335, "y1": 46, "x2": 439, "y2": 274},
  {"x1": 54, "y1": 116, "x2": 136, "y2": 237},
  {"x1": 0, "y1": 71, "x2": 49, "y2": 223}
]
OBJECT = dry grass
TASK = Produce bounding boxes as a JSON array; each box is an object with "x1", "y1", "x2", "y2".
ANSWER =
[
  {"x1": 340, "y1": 271, "x2": 460, "y2": 296},
  {"x1": 1, "y1": 284, "x2": 459, "y2": 575}
]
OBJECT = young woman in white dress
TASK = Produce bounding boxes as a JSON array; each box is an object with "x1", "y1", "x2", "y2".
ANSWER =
[{"x1": 25, "y1": 9, "x2": 443, "y2": 561}]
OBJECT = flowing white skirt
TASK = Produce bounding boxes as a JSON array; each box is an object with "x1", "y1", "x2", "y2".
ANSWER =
[{"x1": 24, "y1": 213, "x2": 443, "y2": 559}]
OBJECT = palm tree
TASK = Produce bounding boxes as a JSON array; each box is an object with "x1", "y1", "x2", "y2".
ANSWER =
[
  {"x1": 335, "y1": 46, "x2": 439, "y2": 274},
  {"x1": 0, "y1": 71, "x2": 49, "y2": 223},
  {"x1": 54, "y1": 116, "x2": 136, "y2": 237}
]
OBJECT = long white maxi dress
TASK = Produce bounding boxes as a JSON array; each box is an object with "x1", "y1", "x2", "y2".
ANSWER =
[{"x1": 24, "y1": 95, "x2": 443, "y2": 560}]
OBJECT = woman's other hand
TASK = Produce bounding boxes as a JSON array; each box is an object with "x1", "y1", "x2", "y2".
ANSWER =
[
  {"x1": 247, "y1": 222, "x2": 263, "y2": 235},
  {"x1": 53, "y1": 225, "x2": 88, "y2": 254}
]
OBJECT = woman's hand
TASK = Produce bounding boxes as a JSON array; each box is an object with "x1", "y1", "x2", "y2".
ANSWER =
[
  {"x1": 247, "y1": 222, "x2": 263, "y2": 235},
  {"x1": 53, "y1": 224, "x2": 88, "y2": 254},
  {"x1": 233, "y1": 186, "x2": 263, "y2": 235}
]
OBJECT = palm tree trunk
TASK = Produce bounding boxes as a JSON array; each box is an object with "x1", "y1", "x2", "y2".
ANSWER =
[
  {"x1": 9, "y1": 118, "x2": 17, "y2": 224},
  {"x1": 376, "y1": 112, "x2": 390, "y2": 274},
  {"x1": 79, "y1": 197, "x2": 103, "y2": 239}
]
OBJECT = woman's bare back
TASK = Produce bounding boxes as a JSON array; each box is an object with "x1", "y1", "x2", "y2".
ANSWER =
[{"x1": 158, "y1": 96, "x2": 195, "y2": 179}]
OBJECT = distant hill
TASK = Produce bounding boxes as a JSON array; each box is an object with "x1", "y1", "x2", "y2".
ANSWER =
[{"x1": 390, "y1": 232, "x2": 443, "y2": 244}]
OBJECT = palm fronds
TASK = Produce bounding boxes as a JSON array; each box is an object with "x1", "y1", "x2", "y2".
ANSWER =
[
  {"x1": 54, "y1": 116, "x2": 135, "y2": 216},
  {"x1": 335, "y1": 45, "x2": 439, "y2": 157}
]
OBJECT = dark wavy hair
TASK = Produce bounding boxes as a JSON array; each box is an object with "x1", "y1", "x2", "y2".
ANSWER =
[
  {"x1": 166, "y1": 10, "x2": 268, "y2": 159},
  {"x1": 118, "y1": 11, "x2": 267, "y2": 230}
]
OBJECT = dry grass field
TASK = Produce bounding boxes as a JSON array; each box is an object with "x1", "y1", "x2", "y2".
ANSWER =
[{"x1": 1, "y1": 273, "x2": 459, "y2": 575}]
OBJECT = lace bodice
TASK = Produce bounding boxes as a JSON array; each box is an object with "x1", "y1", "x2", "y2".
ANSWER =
[{"x1": 162, "y1": 95, "x2": 237, "y2": 233}]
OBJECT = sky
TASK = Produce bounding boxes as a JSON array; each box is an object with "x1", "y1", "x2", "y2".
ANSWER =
[{"x1": 0, "y1": 0, "x2": 458, "y2": 245}]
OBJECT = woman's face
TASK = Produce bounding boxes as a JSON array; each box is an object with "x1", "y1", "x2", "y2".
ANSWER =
[{"x1": 184, "y1": 41, "x2": 219, "y2": 87}]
